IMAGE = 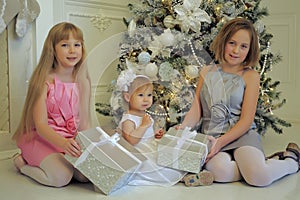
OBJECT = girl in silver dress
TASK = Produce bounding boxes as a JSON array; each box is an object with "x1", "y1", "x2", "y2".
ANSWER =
[{"x1": 179, "y1": 18, "x2": 299, "y2": 187}]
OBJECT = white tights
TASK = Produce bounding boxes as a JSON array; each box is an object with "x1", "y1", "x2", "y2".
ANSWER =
[
  {"x1": 205, "y1": 146, "x2": 298, "y2": 187},
  {"x1": 19, "y1": 153, "x2": 89, "y2": 187}
]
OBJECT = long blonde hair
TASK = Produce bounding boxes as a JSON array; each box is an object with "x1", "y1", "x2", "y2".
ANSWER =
[{"x1": 12, "y1": 22, "x2": 89, "y2": 142}]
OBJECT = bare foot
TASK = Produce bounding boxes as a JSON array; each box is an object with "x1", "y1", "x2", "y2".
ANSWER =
[{"x1": 13, "y1": 154, "x2": 26, "y2": 172}]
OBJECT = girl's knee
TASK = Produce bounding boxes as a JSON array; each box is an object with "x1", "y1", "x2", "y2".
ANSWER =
[
  {"x1": 234, "y1": 146, "x2": 271, "y2": 186},
  {"x1": 206, "y1": 157, "x2": 241, "y2": 182},
  {"x1": 241, "y1": 168, "x2": 272, "y2": 187}
]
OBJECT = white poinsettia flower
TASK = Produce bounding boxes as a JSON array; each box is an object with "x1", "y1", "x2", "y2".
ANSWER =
[
  {"x1": 174, "y1": 0, "x2": 211, "y2": 33},
  {"x1": 148, "y1": 35, "x2": 163, "y2": 58},
  {"x1": 148, "y1": 34, "x2": 171, "y2": 58}
]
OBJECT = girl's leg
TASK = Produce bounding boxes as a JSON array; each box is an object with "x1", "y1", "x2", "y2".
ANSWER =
[
  {"x1": 234, "y1": 146, "x2": 298, "y2": 187},
  {"x1": 205, "y1": 151, "x2": 242, "y2": 182},
  {"x1": 73, "y1": 169, "x2": 89, "y2": 183},
  {"x1": 17, "y1": 153, "x2": 74, "y2": 187}
]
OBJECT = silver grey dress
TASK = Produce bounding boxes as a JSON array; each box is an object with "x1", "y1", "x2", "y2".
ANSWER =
[{"x1": 200, "y1": 67, "x2": 263, "y2": 152}]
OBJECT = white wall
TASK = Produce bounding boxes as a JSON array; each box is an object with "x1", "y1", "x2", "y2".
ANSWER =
[{"x1": 261, "y1": 0, "x2": 300, "y2": 122}]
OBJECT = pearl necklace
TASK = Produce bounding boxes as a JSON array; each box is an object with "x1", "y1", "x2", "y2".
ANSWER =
[
  {"x1": 188, "y1": 39, "x2": 203, "y2": 68},
  {"x1": 260, "y1": 41, "x2": 271, "y2": 76},
  {"x1": 146, "y1": 109, "x2": 168, "y2": 117}
]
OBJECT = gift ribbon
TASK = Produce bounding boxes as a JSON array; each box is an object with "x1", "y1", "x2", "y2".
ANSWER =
[
  {"x1": 74, "y1": 128, "x2": 120, "y2": 167},
  {"x1": 172, "y1": 127, "x2": 196, "y2": 169},
  {"x1": 167, "y1": 127, "x2": 208, "y2": 171},
  {"x1": 176, "y1": 127, "x2": 197, "y2": 147}
]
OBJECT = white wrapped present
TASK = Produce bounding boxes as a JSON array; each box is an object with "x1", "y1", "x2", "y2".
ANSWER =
[
  {"x1": 157, "y1": 127, "x2": 210, "y2": 173},
  {"x1": 65, "y1": 127, "x2": 144, "y2": 195}
]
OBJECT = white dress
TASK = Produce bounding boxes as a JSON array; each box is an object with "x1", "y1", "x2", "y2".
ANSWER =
[{"x1": 119, "y1": 113, "x2": 186, "y2": 186}]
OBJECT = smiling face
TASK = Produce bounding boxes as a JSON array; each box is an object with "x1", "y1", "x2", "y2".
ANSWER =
[
  {"x1": 54, "y1": 32, "x2": 83, "y2": 70},
  {"x1": 210, "y1": 18, "x2": 260, "y2": 68},
  {"x1": 224, "y1": 29, "x2": 251, "y2": 68}
]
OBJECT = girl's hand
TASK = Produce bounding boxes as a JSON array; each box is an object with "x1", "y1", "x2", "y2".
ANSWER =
[
  {"x1": 140, "y1": 114, "x2": 152, "y2": 128},
  {"x1": 155, "y1": 128, "x2": 164, "y2": 139},
  {"x1": 175, "y1": 124, "x2": 185, "y2": 130},
  {"x1": 205, "y1": 136, "x2": 221, "y2": 163},
  {"x1": 63, "y1": 138, "x2": 81, "y2": 158}
]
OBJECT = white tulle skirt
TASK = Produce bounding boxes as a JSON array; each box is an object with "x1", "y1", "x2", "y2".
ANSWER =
[{"x1": 128, "y1": 140, "x2": 186, "y2": 186}]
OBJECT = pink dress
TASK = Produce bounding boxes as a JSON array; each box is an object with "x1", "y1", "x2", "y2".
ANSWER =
[{"x1": 17, "y1": 76, "x2": 80, "y2": 167}]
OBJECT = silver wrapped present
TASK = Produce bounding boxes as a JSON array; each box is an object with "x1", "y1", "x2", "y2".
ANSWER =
[
  {"x1": 157, "y1": 127, "x2": 210, "y2": 173},
  {"x1": 65, "y1": 127, "x2": 143, "y2": 195}
]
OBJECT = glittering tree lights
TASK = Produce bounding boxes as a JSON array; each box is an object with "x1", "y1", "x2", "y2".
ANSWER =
[{"x1": 96, "y1": 0, "x2": 291, "y2": 135}]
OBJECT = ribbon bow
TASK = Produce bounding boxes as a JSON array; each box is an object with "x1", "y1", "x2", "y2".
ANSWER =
[
  {"x1": 176, "y1": 127, "x2": 197, "y2": 148},
  {"x1": 74, "y1": 128, "x2": 120, "y2": 167}
]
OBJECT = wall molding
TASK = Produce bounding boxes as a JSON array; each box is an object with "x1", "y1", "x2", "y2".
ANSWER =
[
  {"x1": 263, "y1": 14, "x2": 296, "y2": 86},
  {"x1": 65, "y1": 0, "x2": 129, "y2": 11}
]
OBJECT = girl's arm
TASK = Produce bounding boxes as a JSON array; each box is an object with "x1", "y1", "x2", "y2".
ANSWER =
[
  {"x1": 121, "y1": 114, "x2": 152, "y2": 145},
  {"x1": 33, "y1": 84, "x2": 81, "y2": 157},
  {"x1": 207, "y1": 70, "x2": 260, "y2": 159}
]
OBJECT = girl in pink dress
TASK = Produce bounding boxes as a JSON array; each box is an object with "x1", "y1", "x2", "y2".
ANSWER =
[{"x1": 12, "y1": 22, "x2": 91, "y2": 187}]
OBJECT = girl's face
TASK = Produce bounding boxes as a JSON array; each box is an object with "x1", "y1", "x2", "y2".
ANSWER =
[
  {"x1": 128, "y1": 84, "x2": 153, "y2": 115},
  {"x1": 224, "y1": 29, "x2": 250, "y2": 68},
  {"x1": 55, "y1": 32, "x2": 83, "y2": 69}
]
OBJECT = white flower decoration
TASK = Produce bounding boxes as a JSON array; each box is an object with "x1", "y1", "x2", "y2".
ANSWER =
[
  {"x1": 116, "y1": 68, "x2": 137, "y2": 92},
  {"x1": 148, "y1": 34, "x2": 171, "y2": 58},
  {"x1": 174, "y1": 0, "x2": 211, "y2": 33}
]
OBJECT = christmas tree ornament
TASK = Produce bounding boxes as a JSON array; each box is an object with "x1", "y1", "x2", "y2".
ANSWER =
[
  {"x1": 174, "y1": 0, "x2": 211, "y2": 33},
  {"x1": 159, "y1": 62, "x2": 173, "y2": 81},
  {"x1": 260, "y1": 42, "x2": 271, "y2": 76},
  {"x1": 214, "y1": 4, "x2": 223, "y2": 18},
  {"x1": 15, "y1": 0, "x2": 40, "y2": 37},
  {"x1": 138, "y1": 51, "x2": 151, "y2": 65},
  {"x1": 163, "y1": 15, "x2": 175, "y2": 28},
  {"x1": 159, "y1": 29, "x2": 175, "y2": 46},
  {"x1": 145, "y1": 62, "x2": 158, "y2": 78},
  {"x1": 185, "y1": 65, "x2": 199, "y2": 79},
  {"x1": 188, "y1": 40, "x2": 203, "y2": 68},
  {"x1": 255, "y1": 21, "x2": 264, "y2": 34},
  {"x1": 162, "y1": 0, "x2": 172, "y2": 7}
]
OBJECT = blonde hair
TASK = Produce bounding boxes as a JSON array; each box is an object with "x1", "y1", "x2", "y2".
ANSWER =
[
  {"x1": 210, "y1": 18, "x2": 260, "y2": 67},
  {"x1": 12, "y1": 22, "x2": 89, "y2": 142}
]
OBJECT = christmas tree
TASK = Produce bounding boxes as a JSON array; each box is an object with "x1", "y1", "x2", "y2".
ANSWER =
[{"x1": 96, "y1": 0, "x2": 291, "y2": 135}]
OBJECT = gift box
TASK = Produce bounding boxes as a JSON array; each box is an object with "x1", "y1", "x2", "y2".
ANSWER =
[
  {"x1": 157, "y1": 127, "x2": 210, "y2": 173},
  {"x1": 65, "y1": 127, "x2": 144, "y2": 195}
]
